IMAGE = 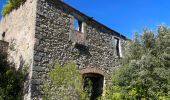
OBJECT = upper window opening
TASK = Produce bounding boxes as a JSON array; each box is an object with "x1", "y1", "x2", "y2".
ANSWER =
[
  {"x1": 112, "y1": 37, "x2": 122, "y2": 58},
  {"x1": 73, "y1": 18, "x2": 83, "y2": 33},
  {"x1": 115, "y1": 38, "x2": 120, "y2": 57}
]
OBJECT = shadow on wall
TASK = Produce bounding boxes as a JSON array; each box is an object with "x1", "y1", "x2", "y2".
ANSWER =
[
  {"x1": 75, "y1": 43, "x2": 91, "y2": 58},
  {"x1": 83, "y1": 73, "x2": 104, "y2": 100}
]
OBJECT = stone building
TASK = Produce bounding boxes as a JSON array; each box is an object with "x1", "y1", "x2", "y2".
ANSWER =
[{"x1": 0, "y1": 0, "x2": 128, "y2": 99}]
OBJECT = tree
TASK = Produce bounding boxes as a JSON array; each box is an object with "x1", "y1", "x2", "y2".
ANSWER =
[{"x1": 105, "y1": 25, "x2": 170, "y2": 100}]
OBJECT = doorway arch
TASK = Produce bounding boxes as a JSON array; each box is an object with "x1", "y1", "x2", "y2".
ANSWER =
[
  {"x1": 80, "y1": 67, "x2": 106, "y2": 100},
  {"x1": 79, "y1": 67, "x2": 106, "y2": 76}
]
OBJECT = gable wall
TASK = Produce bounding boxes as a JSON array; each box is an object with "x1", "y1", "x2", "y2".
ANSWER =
[{"x1": 31, "y1": 0, "x2": 128, "y2": 99}]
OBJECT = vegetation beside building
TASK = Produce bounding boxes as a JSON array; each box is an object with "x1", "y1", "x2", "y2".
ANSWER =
[
  {"x1": 2, "y1": 0, "x2": 26, "y2": 16},
  {"x1": 0, "y1": 51, "x2": 26, "y2": 100},
  {"x1": 104, "y1": 25, "x2": 170, "y2": 100},
  {"x1": 43, "y1": 62, "x2": 89, "y2": 100},
  {"x1": 0, "y1": 0, "x2": 170, "y2": 99},
  {"x1": 43, "y1": 25, "x2": 170, "y2": 99}
]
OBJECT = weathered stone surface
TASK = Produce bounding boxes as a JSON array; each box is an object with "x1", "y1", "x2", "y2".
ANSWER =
[
  {"x1": 0, "y1": 0, "x2": 128, "y2": 99},
  {"x1": 31, "y1": 0, "x2": 128, "y2": 99},
  {"x1": 0, "y1": 0, "x2": 37, "y2": 99}
]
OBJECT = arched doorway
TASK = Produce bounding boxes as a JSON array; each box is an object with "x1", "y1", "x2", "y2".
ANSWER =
[{"x1": 80, "y1": 67, "x2": 105, "y2": 100}]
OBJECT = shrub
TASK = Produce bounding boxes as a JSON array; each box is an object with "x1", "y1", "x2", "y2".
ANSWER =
[
  {"x1": 0, "y1": 51, "x2": 26, "y2": 100},
  {"x1": 9, "y1": 0, "x2": 26, "y2": 9},
  {"x1": 1, "y1": 0, "x2": 26, "y2": 16},
  {"x1": 105, "y1": 25, "x2": 170, "y2": 100},
  {"x1": 1, "y1": 2, "x2": 13, "y2": 16},
  {"x1": 43, "y1": 62, "x2": 88, "y2": 100}
]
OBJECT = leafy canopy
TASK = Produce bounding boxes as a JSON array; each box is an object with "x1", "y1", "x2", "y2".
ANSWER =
[{"x1": 105, "y1": 25, "x2": 170, "y2": 100}]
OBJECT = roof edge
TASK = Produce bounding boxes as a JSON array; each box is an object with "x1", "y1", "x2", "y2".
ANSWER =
[{"x1": 51, "y1": 0, "x2": 128, "y2": 40}]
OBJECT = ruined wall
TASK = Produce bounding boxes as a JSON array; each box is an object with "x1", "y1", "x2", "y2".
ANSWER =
[
  {"x1": 31, "y1": 0, "x2": 128, "y2": 99},
  {"x1": 0, "y1": 0, "x2": 128, "y2": 99},
  {"x1": 85, "y1": 25, "x2": 127, "y2": 72},
  {"x1": 0, "y1": 0, "x2": 37, "y2": 99}
]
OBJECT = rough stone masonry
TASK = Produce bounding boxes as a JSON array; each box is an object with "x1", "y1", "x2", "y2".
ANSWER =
[{"x1": 0, "y1": 0, "x2": 128, "y2": 99}]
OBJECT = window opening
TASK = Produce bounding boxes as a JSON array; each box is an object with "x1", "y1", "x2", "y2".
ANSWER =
[
  {"x1": 74, "y1": 18, "x2": 83, "y2": 32},
  {"x1": 115, "y1": 38, "x2": 120, "y2": 57},
  {"x1": 113, "y1": 37, "x2": 122, "y2": 57}
]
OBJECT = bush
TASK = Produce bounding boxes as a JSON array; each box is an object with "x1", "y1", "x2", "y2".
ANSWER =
[
  {"x1": 1, "y1": 0, "x2": 26, "y2": 16},
  {"x1": 0, "y1": 51, "x2": 26, "y2": 100},
  {"x1": 1, "y1": 2, "x2": 13, "y2": 17},
  {"x1": 43, "y1": 62, "x2": 88, "y2": 100},
  {"x1": 105, "y1": 25, "x2": 170, "y2": 100},
  {"x1": 9, "y1": 0, "x2": 26, "y2": 9}
]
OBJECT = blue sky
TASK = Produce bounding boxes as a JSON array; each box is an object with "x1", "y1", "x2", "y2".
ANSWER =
[{"x1": 1, "y1": 0, "x2": 170, "y2": 38}]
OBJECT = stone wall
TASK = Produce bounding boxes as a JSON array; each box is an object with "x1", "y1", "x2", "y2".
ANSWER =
[
  {"x1": 0, "y1": 0, "x2": 37, "y2": 99},
  {"x1": 0, "y1": 0, "x2": 128, "y2": 99},
  {"x1": 31, "y1": 0, "x2": 128, "y2": 99}
]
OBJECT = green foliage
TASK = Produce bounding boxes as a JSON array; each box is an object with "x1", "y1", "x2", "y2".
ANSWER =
[
  {"x1": 1, "y1": 1, "x2": 13, "y2": 17},
  {"x1": 9, "y1": 0, "x2": 26, "y2": 8},
  {"x1": 43, "y1": 62, "x2": 88, "y2": 100},
  {"x1": 1, "y1": 0, "x2": 26, "y2": 16},
  {"x1": 0, "y1": 51, "x2": 26, "y2": 100},
  {"x1": 105, "y1": 25, "x2": 170, "y2": 100}
]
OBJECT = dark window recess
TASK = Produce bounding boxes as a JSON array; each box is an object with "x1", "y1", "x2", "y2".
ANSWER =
[
  {"x1": 75, "y1": 43, "x2": 91, "y2": 57},
  {"x1": 74, "y1": 18, "x2": 82, "y2": 32},
  {"x1": 83, "y1": 73, "x2": 104, "y2": 100},
  {"x1": 2, "y1": 31, "x2": 6, "y2": 41},
  {"x1": 115, "y1": 38, "x2": 120, "y2": 57}
]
